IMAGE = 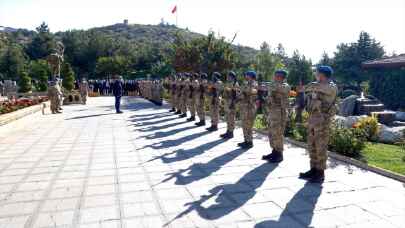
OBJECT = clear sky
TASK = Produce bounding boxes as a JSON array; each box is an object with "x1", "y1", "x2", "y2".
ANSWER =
[{"x1": 1, "y1": 0, "x2": 404, "y2": 61}]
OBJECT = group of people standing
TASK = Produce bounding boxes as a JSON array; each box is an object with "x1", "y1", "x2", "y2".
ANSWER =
[
  {"x1": 86, "y1": 79, "x2": 140, "y2": 96},
  {"x1": 163, "y1": 66, "x2": 337, "y2": 183}
]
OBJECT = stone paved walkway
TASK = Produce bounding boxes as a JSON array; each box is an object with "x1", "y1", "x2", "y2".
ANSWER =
[{"x1": 0, "y1": 97, "x2": 404, "y2": 228}]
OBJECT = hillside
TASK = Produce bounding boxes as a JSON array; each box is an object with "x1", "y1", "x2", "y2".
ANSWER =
[{"x1": 1, "y1": 23, "x2": 258, "y2": 60}]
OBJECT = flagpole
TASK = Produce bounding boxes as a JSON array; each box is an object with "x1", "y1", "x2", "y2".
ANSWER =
[{"x1": 176, "y1": 5, "x2": 178, "y2": 27}]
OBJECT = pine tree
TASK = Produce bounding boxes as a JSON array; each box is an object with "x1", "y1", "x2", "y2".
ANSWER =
[
  {"x1": 18, "y1": 71, "x2": 32, "y2": 93},
  {"x1": 61, "y1": 62, "x2": 75, "y2": 91},
  {"x1": 286, "y1": 50, "x2": 313, "y2": 86},
  {"x1": 30, "y1": 60, "x2": 49, "y2": 92},
  {"x1": 26, "y1": 22, "x2": 55, "y2": 60}
]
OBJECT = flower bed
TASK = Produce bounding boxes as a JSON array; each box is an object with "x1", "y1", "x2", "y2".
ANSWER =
[{"x1": 0, "y1": 96, "x2": 49, "y2": 115}]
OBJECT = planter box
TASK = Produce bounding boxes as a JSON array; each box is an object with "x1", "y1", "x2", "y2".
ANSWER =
[{"x1": 0, "y1": 102, "x2": 48, "y2": 127}]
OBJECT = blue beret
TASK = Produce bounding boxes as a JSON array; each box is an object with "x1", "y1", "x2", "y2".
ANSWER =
[
  {"x1": 228, "y1": 71, "x2": 236, "y2": 78},
  {"x1": 317, "y1": 66, "x2": 333, "y2": 77},
  {"x1": 245, "y1": 70, "x2": 257, "y2": 79},
  {"x1": 275, "y1": 69, "x2": 288, "y2": 77}
]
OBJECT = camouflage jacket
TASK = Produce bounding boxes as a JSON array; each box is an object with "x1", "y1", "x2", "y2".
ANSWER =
[
  {"x1": 305, "y1": 81, "x2": 338, "y2": 118},
  {"x1": 267, "y1": 81, "x2": 290, "y2": 109}
]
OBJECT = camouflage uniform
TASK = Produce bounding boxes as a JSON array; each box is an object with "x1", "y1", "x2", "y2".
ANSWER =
[
  {"x1": 222, "y1": 81, "x2": 239, "y2": 133},
  {"x1": 195, "y1": 76, "x2": 207, "y2": 125},
  {"x1": 267, "y1": 81, "x2": 291, "y2": 153},
  {"x1": 175, "y1": 79, "x2": 183, "y2": 114},
  {"x1": 187, "y1": 77, "x2": 197, "y2": 119},
  {"x1": 170, "y1": 79, "x2": 177, "y2": 111},
  {"x1": 48, "y1": 83, "x2": 59, "y2": 114},
  {"x1": 55, "y1": 81, "x2": 63, "y2": 111},
  {"x1": 239, "y1": 80, "x2": 258, "y2": 144},
  {"x1": 180, "y1": 77, "x2": 189, "y2": 116},
  {"x1": 306, "y1": 81, "x2": 337, "y2": 171},
  {"x1": 79, "y1": 81, "x2": 89, "y2": 104},
  {"x1": 207, "y1": 80, "x2": 223, "y2": 129}
]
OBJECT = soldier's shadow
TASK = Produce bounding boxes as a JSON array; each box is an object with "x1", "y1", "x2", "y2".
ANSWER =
[
  {"x1": 160, "y1": 148, "x2": 245, "y2": 186},
  {"x1": 138, "y1": 130, "x2": 211, "y2": 150},
  {"x1": 135, "y1": 120, "x2": 189, "y2": 132},
  {"x1": 146, "y1": 138, "x2": 225, "y2": 164},
  {"x1": 132, "y1": 116, "x2": 180, "y2": 126},
  {"x1": 132, "y1": 113, "x2": 173, "y2": 122},
  {"x1": 166, "y1": 163, "x2": 279, "y2": 226},
  {"x1": 254, "y1": 182, "x2": 322, "y2": 228},
  {"x1": 143, "y1": 125, "x2": 198, "y2": 139}
]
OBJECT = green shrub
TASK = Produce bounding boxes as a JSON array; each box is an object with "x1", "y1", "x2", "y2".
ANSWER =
[
  {"x1": 254, "y1": 114, "x2": 267, "y2": 130},
  {"x1": 285, "y1": 110, "x2": 309, "y2": 142},
  {"x1": 355, "y1": 116, "x2": 380, "y2": 141},
  {"x1": 18, "y1": 71, "x2": 32, "y2": 93},
  {"x1": 329, "y1": 123, "x2": 367, "y2": 158}
]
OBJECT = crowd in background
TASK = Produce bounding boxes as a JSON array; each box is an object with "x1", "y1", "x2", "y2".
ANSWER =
[{"x1": 74, "y1": 79, "x2": 140, "y2": 96}]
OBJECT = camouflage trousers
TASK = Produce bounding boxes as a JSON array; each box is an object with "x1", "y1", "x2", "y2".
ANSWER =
[
  {"x1": 224, "y1": 101, "x2": 236, "y2": 132},
  {"x1": 307, "y1": 114, "x2": 331, "y2": 170},
  {"x1": 241, "y1": 106, "x2": 256, "y2": 142},
  {"x1": 196, "y1": 97, "x2": 205, "y2": 121},
  {"x1": 176, "y1": 94, "x2": 182, "y2": 110},
  {"x1": 210, "y1": 99, "x2": 220, "y2": 126},
  {"x1": 268, "y1": 108, "x2": 288, "y2": 152},
  {"x1": 188, "y1": 97, "x2": 196, "y2": 117},
  {"x1": 180, "y1": 95, "x2": 188, "y2": 113},
  {"x1": 171, "y1": 93, "x2": 177, "y2": 109},
  {"x1": 81, "y1": 92, "x2": 88, "y2": 104}
]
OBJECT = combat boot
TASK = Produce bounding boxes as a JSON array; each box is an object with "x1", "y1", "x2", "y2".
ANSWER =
[
  {"x1": 241, "y1": 141, "x2": 253, "y2": 149},
  {"x1": 179, "y1": 113, "x2": 187, "y2": 118},
  {"x1": 220, "y1": 131, "x2": 234, "y2": 139},
  {"x1": 267, "y1": 151, "x2": 283, "y2": 163},
  {"x1": 220, "y1": 131, "x2": 228, "y2": 138},
  {"x1": 237, "y1": 141, "x2": 247, "y2": 147},
  {"x1": 262, "y1": 149, "x2": 276, "y2": 160},
  {"x1": 169, "y1": 108, "x2": 176, "y2": 112},
  {"x1": 299, "y1": 168, "x2": 316, "y2": 180},
  {"x1": 309, "y1": 169, "x2": 325, "y2": 183},
  {"x1": 195, "y1": 120, "x2": 206, "y2": 126},
  {"x1": 175, "y1": 110, "x2": 182, "y2": 114},
  {"x1": 206, "y1": 125, "x2": 218, "y2": 131},
  {"x1": 187, "y1": 116, "x2": 195, "y2": 122}
]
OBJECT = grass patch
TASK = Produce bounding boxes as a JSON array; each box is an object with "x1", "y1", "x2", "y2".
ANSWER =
[{"x1": 361, "y1": 142, "x2": 405, "y2": 175}]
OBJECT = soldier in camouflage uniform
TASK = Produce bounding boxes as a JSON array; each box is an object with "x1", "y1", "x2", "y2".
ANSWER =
[
  {"x1": 220, "y1": 71, "x2": 239, "y2": 139},
  {"x1": 179, "y1": 73, "x2": 189, "y2": 118},
  {"x1": 79, "y1": 78, "x2": 89, "y2": 105},
  {"x1": 55, "y1": 77, "x2": 63, "y2": 112},
  {"x1": 262, "y1": 70, "x2": 291, "y2": 163},
  {"x1": 206, "y1": 72, "x2": 223, "y2": 131},
  {"x1": 187, "y1": 73, "x2": 198, "y2": 121},
  {"x1": 299, "y1": 66, "x2": 337, "y2": 183},
  {"x1": 48, "y1": 80, "x2": 61, "y2": 114},
  {"x1": 168, "y1": 76, "x2": 177, "y2": 112},
  {"x1": 237, "y1": 71, "x2": 258, "y2": 149},
  {"x1": 195, "y1": 73, "x2": 207, "y2": 126},
  {"x1": 175, "y1": 74, "x2": 183, "y2": 114}
]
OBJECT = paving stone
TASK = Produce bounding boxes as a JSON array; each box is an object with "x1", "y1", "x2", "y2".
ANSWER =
[{"x1": 0, "y1": 97, "x2": 403, "y2": 228}]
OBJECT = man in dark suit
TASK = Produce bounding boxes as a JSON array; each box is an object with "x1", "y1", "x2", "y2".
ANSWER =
[{"x1": 112, "y1": 75, "x2": 123, "y2": 114}]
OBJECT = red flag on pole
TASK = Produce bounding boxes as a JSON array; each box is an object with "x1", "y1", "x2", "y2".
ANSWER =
[{"x1": 171, "y1": 5, "x2": 177, "y2": 14}]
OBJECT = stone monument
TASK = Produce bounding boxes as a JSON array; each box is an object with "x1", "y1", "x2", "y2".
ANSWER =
[{"x1": 47, "y1": 42, "x2": 64, "y2": 114}]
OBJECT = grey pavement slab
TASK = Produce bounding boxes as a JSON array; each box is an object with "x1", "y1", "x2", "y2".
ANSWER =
[{"x1": 0, "y1": 96, "x2": 404, "y2": 228}]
